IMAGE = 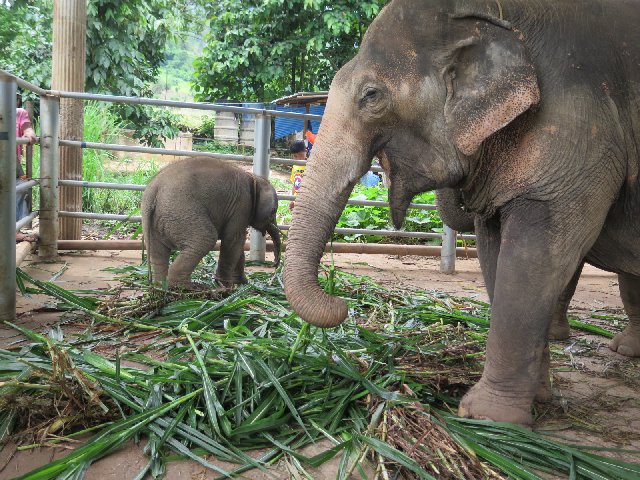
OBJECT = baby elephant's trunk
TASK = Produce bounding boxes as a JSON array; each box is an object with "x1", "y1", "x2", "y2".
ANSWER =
[{"x1": 267, "y1": 222, "x2": 282, "y2": 267}]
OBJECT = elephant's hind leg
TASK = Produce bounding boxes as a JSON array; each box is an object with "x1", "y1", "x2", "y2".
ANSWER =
[
  {"x1": 147, "y1": 233, "x2": 171, "y2": 284},
  {"x1": 610, "y1": 273, "x2": 640, "y2": 357},
  {"x1": 548, "y1": 262, "x2": 584, "y2": 341},
  {"x1": 167, "y1": 236, "x2": 218, "y2": 288}
]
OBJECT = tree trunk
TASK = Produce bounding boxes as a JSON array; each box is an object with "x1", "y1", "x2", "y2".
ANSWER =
[{"x1": 52, "y1": 0, "x2": 86, "y2": 240}]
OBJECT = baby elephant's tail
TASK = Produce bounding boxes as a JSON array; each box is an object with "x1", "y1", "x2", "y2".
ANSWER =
[
  {"x1": 141, "y1": 181, "x2": 160, "y2": 250},
  {"x1": 141, "y1": 181, "x2": 169, "y2": 284}
]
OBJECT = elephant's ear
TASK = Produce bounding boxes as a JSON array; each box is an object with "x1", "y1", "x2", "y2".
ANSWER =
[
  {"x1": 251, "y1": 177, "x2": 277, "y2": 230},
  {"x1": 443, "y1": 18, "x2": 540, "y2": 156}
]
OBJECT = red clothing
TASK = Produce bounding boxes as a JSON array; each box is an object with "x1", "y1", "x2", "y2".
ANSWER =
[{"x1": 16, "y1": 108, "x2": 30, "y2": 176}]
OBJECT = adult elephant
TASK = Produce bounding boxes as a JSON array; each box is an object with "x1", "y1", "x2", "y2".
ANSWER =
[
  {"x1": 284, "y1": 0, "x2": 640, "y2": 425},
  {"x1": 435, "y1": 188, "x2": 580, "y2": 341}
]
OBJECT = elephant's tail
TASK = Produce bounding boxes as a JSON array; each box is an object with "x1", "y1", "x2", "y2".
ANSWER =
[{"x1": 141, "y1": 180, "x2": 161, "y2": 253}]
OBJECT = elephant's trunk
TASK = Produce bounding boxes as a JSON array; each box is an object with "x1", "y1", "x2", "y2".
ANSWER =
[
  {"x1": 284, "y1": 106, "x2": 370, "y2": 328},
  {"x1": 267, "y1": 222, "x2": 282, "y2": 267},
  {"x1": 435, "y1": 189, "x2": 475, "y2": 232}
]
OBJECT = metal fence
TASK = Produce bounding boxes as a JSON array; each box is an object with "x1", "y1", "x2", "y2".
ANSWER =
[{"x1": 1, "y1": 70, "x2": 475, "y2": 321}]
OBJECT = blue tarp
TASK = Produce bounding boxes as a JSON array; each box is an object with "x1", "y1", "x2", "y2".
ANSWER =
[{"x1": 272, "y1": 104, "x2": 325, "y2": 140}]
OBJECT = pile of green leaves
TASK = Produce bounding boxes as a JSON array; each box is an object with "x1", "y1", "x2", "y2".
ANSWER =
[{"x1": 3, "y1": 263, "x2": 639, "y2": 479}]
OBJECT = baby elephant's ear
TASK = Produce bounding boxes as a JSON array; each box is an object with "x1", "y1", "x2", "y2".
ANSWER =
[
  {"x1": 443, "y1": 19, "x2": 540, "y2": 156},
  {"x1": 252, "y1": 177, "x2": 278, "y2": 229}
]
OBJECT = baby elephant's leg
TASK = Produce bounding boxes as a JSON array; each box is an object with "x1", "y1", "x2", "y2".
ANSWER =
[
  {"x1": 216, "y1": 230, "x2": 248, "y2": 286},
  {"x1": 146, "y1": 234, "x2": 171, "y2": 284},
  {"x1": 168, "y1": 236, "x2": 218, "y2": 287}
]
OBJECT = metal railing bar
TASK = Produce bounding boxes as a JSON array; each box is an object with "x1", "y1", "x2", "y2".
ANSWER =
[
  {"x1": 277, "y1": 224, "x2": 475, "y2": 240},
  {"x1": 45, "y1": 90, "x2": 324, "y2": 120},
  {"x1": 4, "y1": 71, "x2": 47, "y2": 96},
  {"x1": 271, "y1": 156, "x2": 384, "y2": 172},
  {"x1": 15, "y1": 180, "x2": 39, "y2": 193},
  {"x1": 59, "y1": 180, "x2": 146, "y2": 191},
  {"x1": 59, "y1": 211, "x2": 142, "y2": 222},
  {"x1": 16, "y1": 137, "x2": 39, "y2": 146},
  {"x1": 57, "y1": 210, "x2": 476, "y2": 241},
  {"x1": 59, "y1": 140, "x2": 254, "y2": 163},
  {"x1": 15, "y1": 211, "x2": 38, "y2": 232},
  {"x1": 278, "y1": 193, "x2": 436, "y2": 211},
  {"x1": 57, "y1": 180, "x2": 437, "y2": 211},
  {"x1": 0, "y1": 69, "x2": 322, "y2": 120}
]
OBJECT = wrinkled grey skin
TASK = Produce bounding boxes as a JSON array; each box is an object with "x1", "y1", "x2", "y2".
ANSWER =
[
  {"x1": 436, "y1": 188, "x2": 576, "y2": 340},
  {"x1": 284, "y1": 0, "x2": 640, "y2": 425},
  {"x1": 142, "y1": 157, "x2": 281, "y2": 287}
]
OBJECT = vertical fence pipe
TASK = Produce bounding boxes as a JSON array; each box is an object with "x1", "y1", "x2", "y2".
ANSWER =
[
  {"x1": 39, "y1": 95, "x2": 60, "y2": 259},
  {"x1": 440, "y1": 225, "x2": 457, "y2": 274},
  {"x1": 0, "y1": 75, "x2": 17, "y2": 321},
  {"x1": 249, "y1": 113, "x2": 271, "y2": 261},
  {"x1": 25, "y1": 100, "x2": 34, "y2": 225}
]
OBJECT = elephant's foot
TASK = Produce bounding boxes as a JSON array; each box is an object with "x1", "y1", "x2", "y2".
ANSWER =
[
  {"x1": 169, "y1": 280, "x2": 209, "y2": 291},
  {"x1": 215, "y1": 274, "x2": 247, "y2": 288},
  {"x1": 548, "y1": 315, "x2": 571, "y2": 341},
  {"x1": 610, "y1": 325, "x2": 640, "y2": 357},
  {"x1": 458, "y1": 380, "x2": 533, "y2": 426}
]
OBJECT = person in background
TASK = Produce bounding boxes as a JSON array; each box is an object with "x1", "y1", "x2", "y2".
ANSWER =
[
  {"x1": 15, "y1": 93, "x2": 37, "y2": 242},
  {"x1": 289, "y1": 140, "x2": 307, "y2": 210}
]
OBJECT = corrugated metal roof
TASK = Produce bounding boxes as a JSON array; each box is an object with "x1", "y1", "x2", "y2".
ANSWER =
[{"x1": 273, "y1": 104, "x2": 325, "y2": 140}]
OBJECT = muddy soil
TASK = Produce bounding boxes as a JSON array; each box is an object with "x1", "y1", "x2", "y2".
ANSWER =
[{"x1": 1, "y1": 250, "x2": 639, "y2": 479}]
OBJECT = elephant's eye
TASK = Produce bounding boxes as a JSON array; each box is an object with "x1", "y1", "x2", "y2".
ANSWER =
[
  {"x1": 359, "y1": 84, "x2": 388, "y2": 117},
  {"x1": 361, "y1": 87, "x2": 378, "y2": 104}
]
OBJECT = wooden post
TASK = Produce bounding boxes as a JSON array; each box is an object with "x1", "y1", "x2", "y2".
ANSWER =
[{"x1": 52, "y1": 0, "x2": 86, "y2": 240}]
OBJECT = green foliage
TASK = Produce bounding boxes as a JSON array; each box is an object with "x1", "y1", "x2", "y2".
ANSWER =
[
  {"x1": 194, "y1": 0, "x2": 388, "y2": 102},
  {"x1": 80, "y1": 103, "x2": 160, "y2": 215},
  {"x1": 85, "y1": 0, "x2": 188, "y2": 96},
  {"x1": 194, "y1": 115, "x2": 217, "y2": 139},
  {"x1": 110, "y1": 103, "x2": 182, "y2": 148},
  {"x1": 1, "y1": 0, "x2": 188, "y2": 97},
  {"x1": 276, "y1": 182, "x2": 442, "y2": 244},
  {"x1": 193, "y1": 139, "x2": 253, "y2": 156},
  {"x1": 338, "y1": 187, "x2": 442, "y2": 242},
  {"x1": 0, "y1": 0, "x2": 53, "y2": 98}
]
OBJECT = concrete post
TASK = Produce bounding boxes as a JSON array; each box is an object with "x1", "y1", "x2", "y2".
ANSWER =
[
  {"x1": 0, "y1": 74, "x2": 17, "y2": 321},
  {"x1": 440, "y1": 225, "x2": 457, "y2": 274},
  {"x1": 249, "y1": 113, "x2": 271, "y2": 262},
  {"x1": 39, "y1": 96, "x2": 60, "y2": 259},
  {"x1": 52, "y1": 0, "x2": 86, "y2": 239}
]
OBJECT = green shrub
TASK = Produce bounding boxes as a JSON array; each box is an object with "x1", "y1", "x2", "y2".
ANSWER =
[
  {"x1": 195, "y1": 115, "x2": 216, "y2": 139},
  {"x1": 110, "y1": 103, "x2": 182, "y2": 148}
]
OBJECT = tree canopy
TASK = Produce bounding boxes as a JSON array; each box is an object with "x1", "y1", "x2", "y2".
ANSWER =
[
  {"x1": 193, "y1": 0, "x2": 388, "y2": 103},
  {"x1": 2, "y1": 0, "x2": 388, "y2": 103},
  {"x1": 0, "y1": 0, "x2": 187, "y2": 96},
  {"x1": 0, "y1": 0, "x2": 53, "y2": 90}
]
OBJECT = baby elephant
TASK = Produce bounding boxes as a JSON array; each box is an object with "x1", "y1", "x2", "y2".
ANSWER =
[{"x1": 141, "y1": 157, "x2": 281, "y2": 287}]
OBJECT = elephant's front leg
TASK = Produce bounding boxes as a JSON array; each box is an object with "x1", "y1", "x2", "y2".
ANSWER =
[
  {"x1": 215, "y1": 229, "x2": 248, "y2": 287},
  {"x1": 459, "y1": 206, "x2": 584, "y2": 425}
]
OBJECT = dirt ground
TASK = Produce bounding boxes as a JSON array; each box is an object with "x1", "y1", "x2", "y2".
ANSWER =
[{"x1": 1, "y1": 249, "x2": 639, "y2": 479}]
